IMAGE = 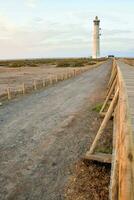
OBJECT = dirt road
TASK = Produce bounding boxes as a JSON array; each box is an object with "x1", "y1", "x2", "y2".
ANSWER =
[{"x1": 0, "y1": 61, "x2": 112, "y2": 200}]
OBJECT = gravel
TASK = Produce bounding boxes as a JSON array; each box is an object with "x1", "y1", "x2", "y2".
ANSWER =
[{"x1": 0, "y1": 61, "x2": 111, "y2": 200}]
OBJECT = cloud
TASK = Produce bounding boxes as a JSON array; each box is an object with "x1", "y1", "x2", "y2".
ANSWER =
[
  {"x1": 103, "y1": 29, "x2": 133, "y2": 37},
  {"x1": 0, "y1": 15, "x2": 17, "y2": 40},
  {"x1": 0, "y1": 9, "x2": 133, "y2": 59},
  {"x1": 25, "y1": 0, "x2": 38, "y2": 8},
  {"x1": 34, "y1": 17, "x2": 44, "y2": 24}
]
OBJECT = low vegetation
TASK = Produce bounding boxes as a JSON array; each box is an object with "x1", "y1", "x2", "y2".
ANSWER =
[
  {"x1": 0, "y1": 57, "x2": 108, "y2": 68},
  {"x1": 56, "y1": 60, "x2": 98, "y2": 68},
  {"x1": 96, "y1": 146, "x2": 113, "y2": 154},
  {"x1": 92, "y1": 103, "x2": 103, "y2": 112}
]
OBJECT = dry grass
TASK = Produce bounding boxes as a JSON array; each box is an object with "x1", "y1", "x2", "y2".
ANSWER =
[{"x1": 65, "y1": 161, "x2": 111, "y2": 200}]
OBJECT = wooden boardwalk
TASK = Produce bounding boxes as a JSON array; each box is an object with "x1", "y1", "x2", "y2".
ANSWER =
[
  {"x1": 114, "y1": 60, "x2": 134, "y2": 200},
  {"x1": 85, "y1": 59, "x2": 134, "y2": 200},
  {"x1": 117, "y1": 60, "x2": 134, "y2": 128}
]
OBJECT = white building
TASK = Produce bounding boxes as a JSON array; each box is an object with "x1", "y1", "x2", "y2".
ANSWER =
[{"x1": 92, "y1": 16, "x2": 101, "y2": 59}]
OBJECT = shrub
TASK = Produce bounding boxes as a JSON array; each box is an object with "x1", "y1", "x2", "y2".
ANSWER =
[
  {"x1": 9, "y1": 62, "x2": 24, "y2": 68},
  {"x1": 56, "y1": 62, "x2": 71, "y2": 68}
]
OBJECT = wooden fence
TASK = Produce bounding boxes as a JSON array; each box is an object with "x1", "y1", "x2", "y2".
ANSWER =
[
  {"x1": 0, "y1": 68, "x2": 87, "y2": 102},
  {"x1": 0, "y1": 61, "x2": 106, "y2": 102}
]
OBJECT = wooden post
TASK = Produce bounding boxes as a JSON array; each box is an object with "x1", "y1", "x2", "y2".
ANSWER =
[
  {"x1": 55, "y1": 75, "x2": 58, "y2": 83},
  {"x1": 22, "y1": 83, "x2": 25, "y2": 94},
  {"x1": 74, "y1": 69, "x2": 76, "y2": 76},
  {"x1": 7, "y1": 87, "x2": 11, "y2": 100},
  {"x1": 33, "y1": 80, "x2": 37, "y2": 90},
  {"x1": 49, "y1": 76, "x2": 53, "y2": 85},
  {"x1": 87, "y1": 89, "x2": 119, "y2": 155},
  {"x1": 42, "y1": 79, "x2": 46, "y2": 87}
]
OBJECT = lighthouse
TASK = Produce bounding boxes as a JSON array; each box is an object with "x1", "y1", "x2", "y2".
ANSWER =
[{"x1": 92, "y1": 16, "x2": 101, "y2": 59}]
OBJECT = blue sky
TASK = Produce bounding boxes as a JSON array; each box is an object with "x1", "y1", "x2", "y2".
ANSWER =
[{"x1": 0, "y1": 0, "x2": 134, "y2": 59}]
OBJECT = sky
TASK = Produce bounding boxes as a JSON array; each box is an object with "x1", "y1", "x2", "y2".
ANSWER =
[{"x1": 0, "y1": 0, "x2": 134, "y2": 59}]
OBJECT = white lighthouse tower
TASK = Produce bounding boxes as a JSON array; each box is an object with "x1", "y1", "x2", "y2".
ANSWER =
[{"x1": 92, "y1": 16, "x2": 101, "y2": 59}]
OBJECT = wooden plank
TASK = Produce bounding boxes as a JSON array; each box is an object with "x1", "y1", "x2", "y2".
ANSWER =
[{"x1": 84, "y1": 153, "x2": 112, "y2": 164}]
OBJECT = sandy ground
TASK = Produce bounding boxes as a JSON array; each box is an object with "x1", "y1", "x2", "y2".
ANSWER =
[
  {"x1": 0, "y1": 64, "x2": 90, "y2": 96},
  {"x1": 0, "y1": 61, "x2": 112, "y2": 200},
  {"x1": 123, "y1": 58, "x2": 134, "y2": 66}
]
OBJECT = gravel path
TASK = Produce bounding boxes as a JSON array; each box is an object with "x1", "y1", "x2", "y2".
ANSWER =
[{"x1": 0, "y1": 61, "x2": 112, "y2": 200}]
